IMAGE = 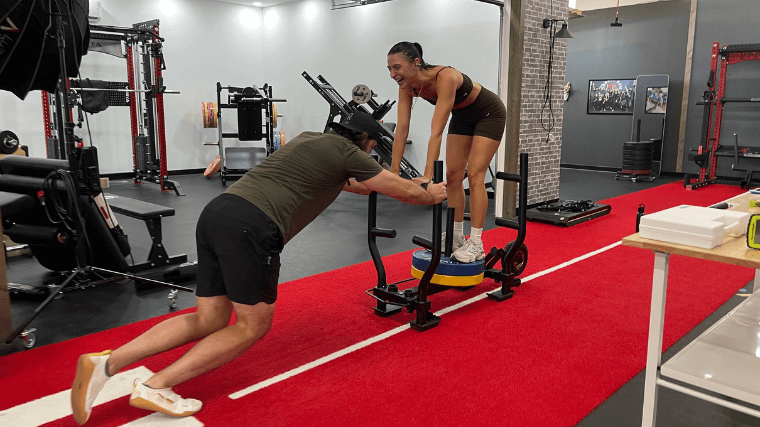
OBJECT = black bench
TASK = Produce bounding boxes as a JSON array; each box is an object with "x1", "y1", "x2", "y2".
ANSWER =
[
  {"x1": 105, "y1": 195, "x2": 187, "y2": 272},
  {"x1": 0, "y1": 191, "x2": 35, "y2": 218}
]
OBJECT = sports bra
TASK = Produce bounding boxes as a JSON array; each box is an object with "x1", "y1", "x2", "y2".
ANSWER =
[{"x1": 414, "y1": 66, "x2": 473, "y2": 106}]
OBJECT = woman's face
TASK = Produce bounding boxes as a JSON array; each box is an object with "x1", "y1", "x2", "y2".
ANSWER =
[{"x1": 387, "y1": 53, "x2": 418, "y2": 89}]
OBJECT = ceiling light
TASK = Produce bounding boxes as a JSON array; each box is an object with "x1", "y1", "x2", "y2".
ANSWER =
[
  {"x1": 253, "y1": 2, "x2": 263, "y2": 6},
  {"x1": 239, "y1": 9, "x2": 261, "y2": 30},
  {"x1": 158, "y1": 0, "x2": 177, "y2": 17}
]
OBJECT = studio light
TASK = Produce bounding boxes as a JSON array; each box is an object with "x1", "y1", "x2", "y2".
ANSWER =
[{"x1": 0, "y1": 0, "x2": 90, "y2": 100}]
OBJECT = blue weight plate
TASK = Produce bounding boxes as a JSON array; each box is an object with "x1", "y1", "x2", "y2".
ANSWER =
[{"x1": 411, "y1": 249, "x2": 484, "y2": 276}]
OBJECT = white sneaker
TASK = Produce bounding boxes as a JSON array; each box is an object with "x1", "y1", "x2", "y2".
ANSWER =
[
  {"x1": 434, "y1": 232, "x2": 465, "y2": 252},
  {"x1": 71, "y1": 350, "x2": 112, "y2": 425},
  {"x1": 129, "y1": 379, "x2": 202, "y2": 417},
  {"x1": 451, "y1": 239, "x2": 485, "y2": 263}
]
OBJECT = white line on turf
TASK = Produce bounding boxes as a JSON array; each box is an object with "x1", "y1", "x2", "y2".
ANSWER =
[
  {"x1": 229, "y1": 241, "x2": 623, "y2": 399},
  {"x1": 0, "y1": 366, "x2": 153, "y2": 427}
]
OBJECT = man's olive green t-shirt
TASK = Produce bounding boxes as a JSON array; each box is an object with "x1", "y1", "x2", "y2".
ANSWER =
[{"x1": 225, "y1": 131, "x2": 383, "y2": 243}]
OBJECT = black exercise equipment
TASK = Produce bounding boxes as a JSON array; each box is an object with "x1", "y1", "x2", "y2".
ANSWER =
[
  {"x1": 212, "y1": 83, "x2": 286, "y2": 186},
  {"x1": 302, "y1": 71, "x2": 422, "y2": 179},
  {"x1": 42, "y1": 20, "x2": 184, "y2": 195},
  {"x1": 687, "y1": 42, "x2": 760, "y2": 190},
  {"x1": 366, "y1": 154, "x2": 530, "y2": 331},
  {"x1": 0, "y1": 7, "x2": 191, "y2": 348},
  {"x1": 0, "y1": 130, "x2": 20, "y2": 154}
]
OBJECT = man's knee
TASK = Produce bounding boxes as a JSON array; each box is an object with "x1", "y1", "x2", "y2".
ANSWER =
[{"x1": 234, "y1": 301, "x2": 275, "y2": 343}]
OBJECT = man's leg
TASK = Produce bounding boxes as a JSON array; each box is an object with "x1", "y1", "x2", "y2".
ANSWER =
[
  {"x1": 127, "y1": 300, "x2": 274, "y2": 416},
  {"x1": 142, "y1": 300, "x2": 274, "y2": 389},
  {"x1": 71, "y1": 296, "x2": 233, "y2": 425},
  {"x1": 107, "y1": 295, "x2": 234, "y2": 375}
]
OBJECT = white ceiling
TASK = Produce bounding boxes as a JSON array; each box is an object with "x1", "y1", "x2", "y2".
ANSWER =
[{"x1": 203, "y1": 0, "x2": 674, "y2": 11}]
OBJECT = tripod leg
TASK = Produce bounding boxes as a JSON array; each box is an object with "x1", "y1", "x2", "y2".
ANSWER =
[
  {"x1": 91, "y1": 267, "x2": 193, "y2": 292},
  {"x1": 4, "y1": 268, "x2": 84, "y2": 344}
]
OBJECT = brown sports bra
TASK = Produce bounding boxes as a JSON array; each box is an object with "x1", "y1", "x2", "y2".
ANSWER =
[{"x1": 414, "y1": 66, "x2": 473, "y2": 106}]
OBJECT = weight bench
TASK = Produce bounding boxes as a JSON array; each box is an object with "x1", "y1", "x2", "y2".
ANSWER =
[{"x1": 106, "y1": 195, "x2": 187, "y2": 272}]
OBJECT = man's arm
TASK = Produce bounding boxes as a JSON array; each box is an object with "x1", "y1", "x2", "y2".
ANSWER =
[
  {"x1": 342, "y1": 178, "x2": 372, "y2": 195},
  {"x1": 358, "y1": 169, "x2": 447, "y2": 205}
]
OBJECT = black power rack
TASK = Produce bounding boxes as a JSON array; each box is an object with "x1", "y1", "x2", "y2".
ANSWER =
[{"x1": 302, "y1": 71, "x2": 421, "y2": 179}]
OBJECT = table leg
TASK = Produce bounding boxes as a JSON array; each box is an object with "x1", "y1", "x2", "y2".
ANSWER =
[
  {"x1": 642, "y1": 251, "x2": 669, "y2": 427},
  {"x1": 753, "y1": 269, "x2": 760, "y2": 294}
]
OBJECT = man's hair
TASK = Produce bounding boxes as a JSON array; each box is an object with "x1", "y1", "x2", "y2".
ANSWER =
[{"x1": 331, "y1": 126, "x2": 370, "y2": 148}]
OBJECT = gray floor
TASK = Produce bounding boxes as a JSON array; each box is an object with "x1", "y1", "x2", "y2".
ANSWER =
[{"x1": 2, "y1": 168, "x2": 755, "y2": 426}]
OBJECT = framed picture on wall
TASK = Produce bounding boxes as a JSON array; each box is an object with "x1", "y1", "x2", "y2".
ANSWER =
[
  {"x1": 645, "y1": 87, "x2": 668, "y2": 114},
  {"x1": 587, "y1": 79, "x2": 636, "y2": 114}
]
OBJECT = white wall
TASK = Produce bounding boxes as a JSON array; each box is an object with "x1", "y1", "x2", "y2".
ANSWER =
[
  {"x1": 264, "y1": 0, "x2": 501, "y2": 171},
  {"x1": 0, "y1": 0, "x2": 501, "y2": 174}
]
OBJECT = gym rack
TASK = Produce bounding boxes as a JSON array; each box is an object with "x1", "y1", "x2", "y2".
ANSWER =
[
  {"x1": 302, "y1": 71, "x2": 422, "y2": 179},
  {"x1": 686, "y1": 42, "x2": 760, "y2": 190},
  {"x1": 42, "y1": 20, "x2": 183, "y2": 195},
  {"x1": 213, "y1": 83, "x2": 285, "y2": 186}
]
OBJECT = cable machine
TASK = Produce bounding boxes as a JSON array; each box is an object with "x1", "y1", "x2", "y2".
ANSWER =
[
  {"x1": 42, "y1": 20, "x2": 183, "y2": 195},
  {"x1": 686, "y1": 42, "x2": 760, "y2": 190}
]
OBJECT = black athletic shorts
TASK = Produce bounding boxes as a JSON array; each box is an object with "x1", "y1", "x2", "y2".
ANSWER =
[
  {"x1": 448, "y1": 86, "x2": 506, "y2": 141},
  {"x1": 195, "y1": 193, "x2": 284, "y2": 305}
]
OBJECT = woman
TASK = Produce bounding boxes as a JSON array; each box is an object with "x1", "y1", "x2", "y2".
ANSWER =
[{"x1": 387, "y1": 41, "x2": 506, "y2": 263}]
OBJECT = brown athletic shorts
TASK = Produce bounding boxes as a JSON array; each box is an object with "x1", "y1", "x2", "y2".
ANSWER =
[{"x1": 448, "y1": 86, "x2": 506, "y2": 141}]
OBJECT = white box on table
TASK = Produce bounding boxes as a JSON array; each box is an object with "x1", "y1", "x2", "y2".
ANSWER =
[{"x1": 639, "y1": 205, "x2": 750, "y2": 249}]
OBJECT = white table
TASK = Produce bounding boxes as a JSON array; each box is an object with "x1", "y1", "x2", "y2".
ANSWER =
[{"x1": 622, "y1": 192, "x2": 760, "y2": 427}]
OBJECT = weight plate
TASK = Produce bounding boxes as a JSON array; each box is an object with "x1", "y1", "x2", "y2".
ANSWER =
[
  {"x1": 202, "y1": 102, "x2": 218, "y2": 128},
  {"x1": 352, "y1": 84, "x2": 372, "y2": 104},
  {"x1": 0, "y1": 130, "x2": 20, "y2": 154}
]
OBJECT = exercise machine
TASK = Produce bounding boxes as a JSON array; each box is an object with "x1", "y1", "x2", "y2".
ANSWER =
[
  {"x1": 211, "y1": 83, "x2": 286, "y2": 186},
  {"x1": 366, "y1": 154, "x2": 530, "y2": 331},
  {"x1": 302, "y1": 71, "x2": 422, "y2": 179},
  {"x1": 686, "y1": 42, "x2": 760, "y2": 190},
  {"x1": 42, "y1": 20, "x2": 183, "y2": 195}
]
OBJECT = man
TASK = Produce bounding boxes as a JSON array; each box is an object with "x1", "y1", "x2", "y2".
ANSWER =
[{"x1": 70, "y1": 111, "x2": 447, "y2": 424}]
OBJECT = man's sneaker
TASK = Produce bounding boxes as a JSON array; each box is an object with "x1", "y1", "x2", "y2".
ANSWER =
[
  {"x1": 129, "y1": 379, "x2": 202, "y2": 417},
  {"x1": 432, "y1": 232, "x2": 465, "y2": 253},
  {"x1": 71, "y1": 350, "x2": 112, "y2": 425},
  {"x1": 451, "y1": 239, "x2": 485, "y2": 263}
]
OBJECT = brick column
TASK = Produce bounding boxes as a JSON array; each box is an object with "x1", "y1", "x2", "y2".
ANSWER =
[{"x1": 519, "y1": 0, "x2": 567, "y2": 205}]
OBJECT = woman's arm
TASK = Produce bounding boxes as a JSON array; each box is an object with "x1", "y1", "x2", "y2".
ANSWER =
[
  {"x1": 390, "y1": 87, "x2": 414, "y2": 175},
  {"x1": 423, "y1": 71, "x2": 457, "y2": 179}
]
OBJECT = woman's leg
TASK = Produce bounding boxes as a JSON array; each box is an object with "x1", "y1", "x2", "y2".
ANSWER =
[
  {"x1": 445, "y1": 134, "x2": 472, "y2": 223},
  {"x1": 466, "y1": 135, "x2": 501, "y2": 229}
]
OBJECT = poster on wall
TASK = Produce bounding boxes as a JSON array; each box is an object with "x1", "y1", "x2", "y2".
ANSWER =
[
  {"x1": 645, "y1": 87, "x2": 667, "y2": 114},
  {"x1": 587, "y1": 79, "x2": 636, "y2": 114}
]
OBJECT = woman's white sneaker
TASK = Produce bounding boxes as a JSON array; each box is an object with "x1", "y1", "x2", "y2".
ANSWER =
[
  {"x1": 129, "y1": 379, "x2": 202, "y2": 417},
  {"x1": 451, "y1": 239, "x2": 485, "y2": 263}
]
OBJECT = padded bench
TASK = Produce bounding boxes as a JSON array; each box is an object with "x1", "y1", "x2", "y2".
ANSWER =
[
  {"x1": 0, "y1": 191, "x2": 35, "y2": 218},
  {"x1": 105, "y1": 195, "x2": 187, "y2": 272}
]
